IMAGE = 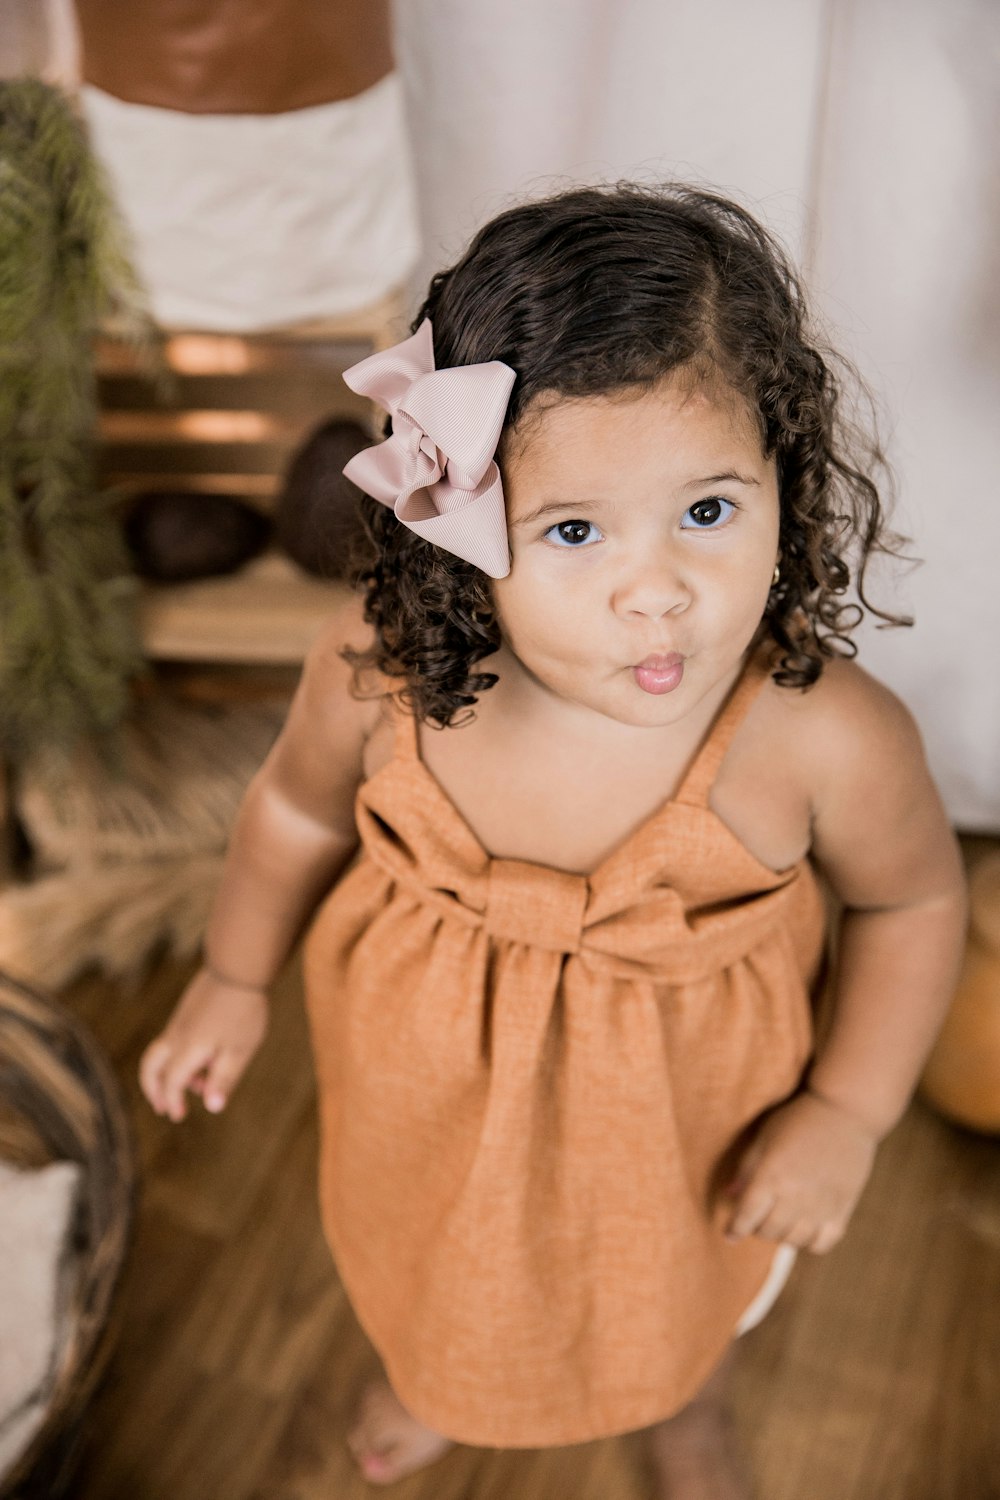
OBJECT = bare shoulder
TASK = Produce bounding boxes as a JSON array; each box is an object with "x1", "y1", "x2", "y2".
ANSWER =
[
  {"x1": 764, "y1": 653, "x2": 960, "y2": 907},
  {"x1": 765, "y1": 652, "x2": 923, "y2": 789},
  {"x1": 296, "y1": 587, "x2": 385, "y2": 740},
  {"x1": 260, "y1": 589, "x2": 386, "y2": 835}
]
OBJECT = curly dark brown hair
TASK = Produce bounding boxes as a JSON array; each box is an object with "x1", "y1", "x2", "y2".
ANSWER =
[{"x1": 345, "y1": 182, "x2": 911, "y2": 726}]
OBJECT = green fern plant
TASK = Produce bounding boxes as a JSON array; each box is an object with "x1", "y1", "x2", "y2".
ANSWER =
[{"x1": 0, "y1": 77, "x2": 160, "y2": 764}]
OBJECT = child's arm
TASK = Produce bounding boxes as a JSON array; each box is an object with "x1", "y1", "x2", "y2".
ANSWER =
[
  {"x1": 721, "y1": 661, "x2": 968, "y2": 1254},
  {"x1": 139, "y1": 596, "x2": 380, "y2": 1123}
]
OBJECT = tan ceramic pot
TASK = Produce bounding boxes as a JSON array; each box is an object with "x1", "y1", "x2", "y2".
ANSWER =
[{"x1": 919, "y1": 853, "x2": 1000, "y2": 1133}]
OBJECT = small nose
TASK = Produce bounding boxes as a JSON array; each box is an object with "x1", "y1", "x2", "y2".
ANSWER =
[{"x1": 612, "y1": 541, "x2": 690, "y2": 620}]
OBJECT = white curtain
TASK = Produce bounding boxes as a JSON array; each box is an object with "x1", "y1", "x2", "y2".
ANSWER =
[
  {"x1": 810, "y1": 0, "x2": 1000, "y2": 830},
  {"x1": 393, "y1": 0, "x2": 828, "y2": 282},
  {"x1": 393, "y1": 0, "x2": 1000, "y2": 829}
]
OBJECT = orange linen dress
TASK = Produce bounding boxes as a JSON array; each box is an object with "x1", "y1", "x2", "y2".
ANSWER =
[{"x1": 302, "y1": 645, "x2": 827, "y2": 1447}]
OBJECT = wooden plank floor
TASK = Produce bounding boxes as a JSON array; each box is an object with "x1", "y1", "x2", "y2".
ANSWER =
[{"x1": 62, "y1": 948, "x2": 1000, "y2": 1500}]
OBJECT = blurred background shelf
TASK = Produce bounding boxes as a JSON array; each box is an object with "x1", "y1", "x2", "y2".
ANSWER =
[
  {"x1": 137, "y1": 553, "x2": 349, "y2": 664},
  {"x1": 96, "y1": 296, "x2": 402, "y2": 668}
]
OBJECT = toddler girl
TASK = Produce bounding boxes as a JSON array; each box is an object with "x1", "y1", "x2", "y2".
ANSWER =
[{"x1": 139, "y1": 184, "x2": 967, "y2": 1497}]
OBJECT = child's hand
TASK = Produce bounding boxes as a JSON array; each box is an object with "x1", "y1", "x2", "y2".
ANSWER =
[
  {"x1": 717, "y1": 1089, "x2": 878, "y2": 1255},
  {"x1": 138, "y1": 967, "x2": 270, "y2": 1123}
]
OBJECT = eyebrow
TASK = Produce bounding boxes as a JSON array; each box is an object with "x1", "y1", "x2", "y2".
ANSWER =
[
  {"x1": 512, "y1": 471, "x2": 761, "y2": 528},
  {"x1": 683, "y1": 471, "x2": 761, "y2": 490},
  {"x1": 513, "y1": 497, "x2": 604, "y2": 528}
]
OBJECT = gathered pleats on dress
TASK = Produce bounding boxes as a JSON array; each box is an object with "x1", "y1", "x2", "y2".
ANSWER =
[{"x1": 302, "y1": 644, "x2": 827, "y2": 1446}]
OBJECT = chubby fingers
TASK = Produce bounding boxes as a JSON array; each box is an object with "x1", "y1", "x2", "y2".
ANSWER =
[
  {"x1": 724, "y1": 1187, "x2": 777, "y2": 1244},
  {"x1": 138, "y1": 1038, "x2": 171, "y2": 1115},
  {"x1": 724, "y1": 1187, "x2": 847, "y2": 1254},
  {"x1": 803, "y1": 1219, "x2": 847, "y2": 1255},
  {"x1": 199, "y1": 1048, "x2": 248, "y2": 1114},
  {"x1": 139, "y1": 1036, "x2": 215, "y2": 1122}
]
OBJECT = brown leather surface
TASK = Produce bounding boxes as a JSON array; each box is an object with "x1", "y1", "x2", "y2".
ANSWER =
[{"x1": 75, "y1": 0, "x2": 392, "y2": 113}]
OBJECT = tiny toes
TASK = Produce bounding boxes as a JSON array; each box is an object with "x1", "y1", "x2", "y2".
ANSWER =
[
  {"x1": 360, "y1": 1450, "x2": 394, "y2": 1479},
  {"x1": 345, "y1": 1381, "x2": 455, "y2": 1486}
]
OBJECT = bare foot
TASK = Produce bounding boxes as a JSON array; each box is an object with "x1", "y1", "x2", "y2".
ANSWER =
[
  {"x1": 346, "y1": 1374, "x2": 456, "y2": 1485},
  {"x1": 638, "y1": 1347, "x2": 756, "y2": 1499}
]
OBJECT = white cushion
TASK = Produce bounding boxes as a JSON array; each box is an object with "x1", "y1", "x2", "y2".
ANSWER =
[{"x1": 0, "y1": 1159, "x2": 82, "y2": 1478}]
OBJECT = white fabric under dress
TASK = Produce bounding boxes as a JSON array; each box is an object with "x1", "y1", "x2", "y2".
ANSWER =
[{"x1": 80, "y1": 71, "x2": 420, "y2": 332}]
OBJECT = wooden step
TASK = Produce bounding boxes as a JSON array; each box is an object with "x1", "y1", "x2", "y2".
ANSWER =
[
  {"x1": 100, "y1": 409, "x2": 302, "y2": 444},
  {"x1": 96, "y1": 289, "x2": 407, "y2": 375},
  {"x1": 95, "y1": 333, "x2": 371, "y2": 379},
  {"x1": 97, "y1": 370, "x2": 371, "y2": 422},
  {"x1": 100, "y1": 440, "x2": 298, "y2": 477},
  {"x1": 104, "y1": 472, "x2": 281, "y2": 503},
  {"x1": 138, "y1": 553, "x2": 350, "y2": 664},
  {"x1": 94, "y1": 296, "x2": 400, "y2": 670}
]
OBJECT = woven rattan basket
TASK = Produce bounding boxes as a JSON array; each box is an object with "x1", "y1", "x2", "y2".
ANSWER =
[{"x1": 0, "y1": 970, "x2": 136, "y2": 1499}]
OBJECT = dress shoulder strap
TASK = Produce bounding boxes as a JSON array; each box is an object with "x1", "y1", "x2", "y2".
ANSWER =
[
  {"x1": 672, "y1": 643, "x2": 776, "y2": 809},
  {"x1": 353, "y1": 660, "x2": 421, "y2": 767},
  {"x1": 381, "y1": 678, "x2": 421, "y2": 763}
]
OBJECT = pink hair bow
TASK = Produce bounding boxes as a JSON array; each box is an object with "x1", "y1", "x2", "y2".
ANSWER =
[{"x1": 341, "y1": 318, "x2": 516, "y2": 578}]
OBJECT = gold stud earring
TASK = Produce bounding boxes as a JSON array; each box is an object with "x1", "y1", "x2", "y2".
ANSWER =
[{"x1": 771, "y1": 561, "x2": 781, "y2": 587}]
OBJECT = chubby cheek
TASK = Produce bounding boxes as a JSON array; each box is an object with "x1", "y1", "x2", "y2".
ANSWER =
[
  {"x1": 491, "y1": 568, "x2": 600, "y2": 672},
  {"x1": 691, "y1": 528, "x2": 778, "y2": 643},
  {"x1": 721, "y1": 568, "x2": 774, "y2": 642}
]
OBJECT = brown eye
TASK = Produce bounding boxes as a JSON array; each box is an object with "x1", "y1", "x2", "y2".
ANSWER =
[
  {"x1": 681, "y1": 497, "x2": 735, "y2": 529},
  {"x1": 545, "y1": 520, "x2": 601, "y2": 546}
]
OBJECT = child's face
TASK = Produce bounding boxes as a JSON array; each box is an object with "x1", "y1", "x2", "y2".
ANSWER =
[{"x1": 493, "y1": 374, "x2": 780, "y2": 729}]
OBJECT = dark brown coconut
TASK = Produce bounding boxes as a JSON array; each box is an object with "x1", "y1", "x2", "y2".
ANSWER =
[
  {"x1": 124, "y1": 492, "x2": 272, "y2": 582},
  {"x1": 273, "y1": 417, "x2": 371, "y2": 580}
]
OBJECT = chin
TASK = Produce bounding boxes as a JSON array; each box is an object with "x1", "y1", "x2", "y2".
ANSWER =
[
  {"x1": 577, "y1": 682, "x2": 690, "y2": 729},
  {"x1": 621, "y1": 696, "x2": 693, "y2": 728}
]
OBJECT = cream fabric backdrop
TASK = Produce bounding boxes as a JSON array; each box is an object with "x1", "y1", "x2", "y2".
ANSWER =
[
  {"x1": 393, "y1": 0, "x2": 828, "y2": 280},
  {"x1": 809, "y1": 0, "x2": 1000, "y2": 830},
  {"x1": 393, "y1": 0, "x2": 1000, "y2": 828}
]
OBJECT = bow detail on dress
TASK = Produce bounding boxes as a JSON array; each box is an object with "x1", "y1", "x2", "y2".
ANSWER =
[{"x1": 342, "y1": 318, "x2": 517, "y2": 577}]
